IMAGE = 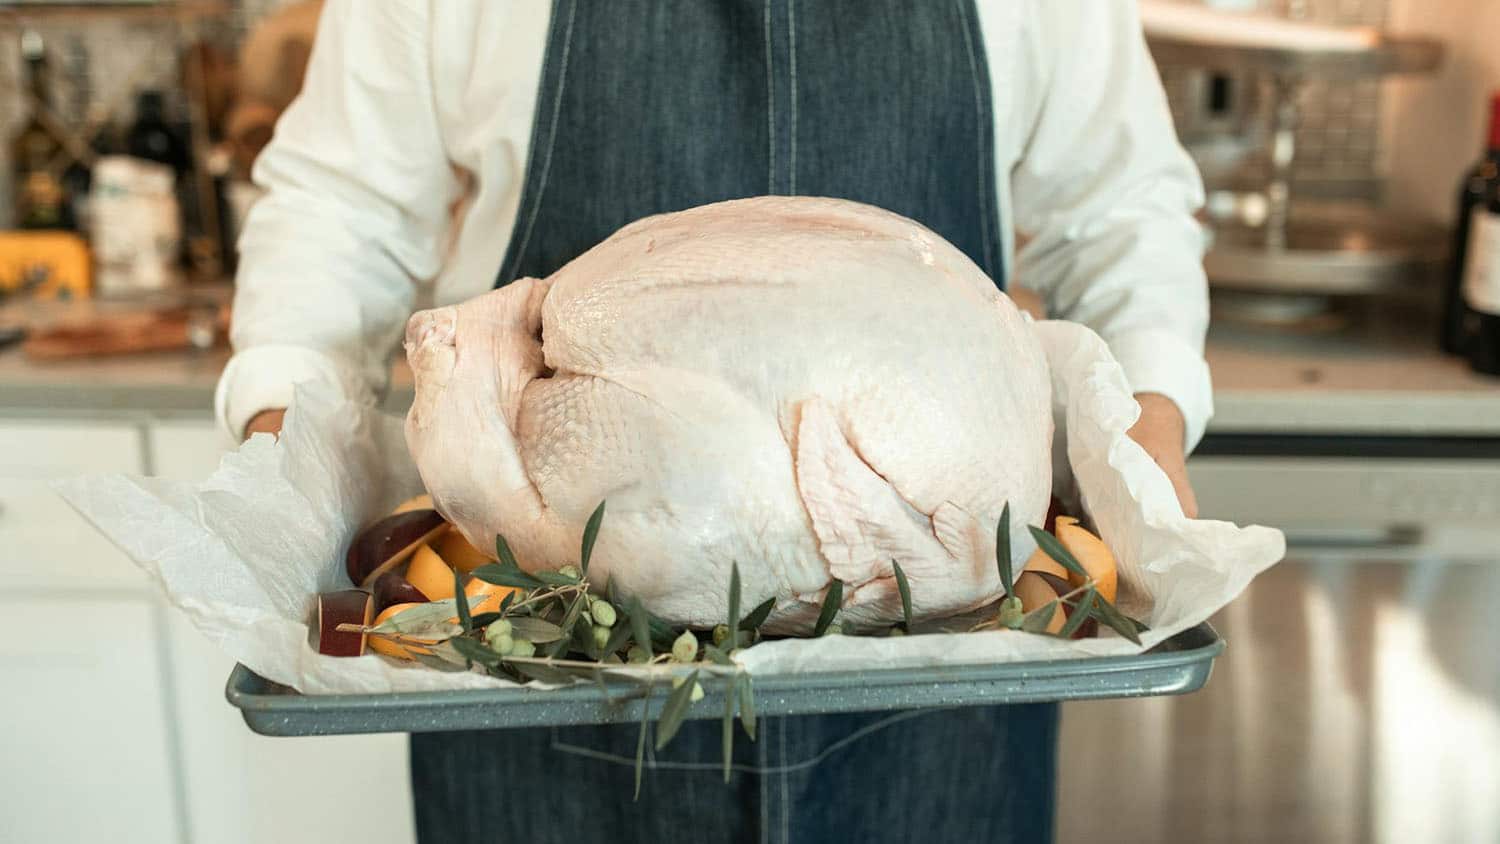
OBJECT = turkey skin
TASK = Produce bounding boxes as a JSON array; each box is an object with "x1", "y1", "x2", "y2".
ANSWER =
[{"x1": 404, "y1": 197, "x2": 1053, "y2": 633}]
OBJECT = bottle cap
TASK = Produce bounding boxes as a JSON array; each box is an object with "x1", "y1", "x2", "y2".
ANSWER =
[{"x1": 20, "y1": 30, "x2": 43, "y2": 61}]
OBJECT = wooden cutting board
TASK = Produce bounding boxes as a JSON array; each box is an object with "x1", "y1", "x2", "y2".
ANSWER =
[{"x1": 22, "y1": 304, "x2": 230, "y2": 360}]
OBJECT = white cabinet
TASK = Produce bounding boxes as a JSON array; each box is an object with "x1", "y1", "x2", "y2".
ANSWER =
[
  {"x1": 0, "y1": 596, "x2": 184, "y2": 844},
  {"x1": 0, "y1": 420, "x2": 182, "y2": 844},
  {"x1": 0, "y1": 421, "x2": 151, "y2": 588},
  {"x1": 150, "y1": 420, "x2": 416, "y2": 844}
]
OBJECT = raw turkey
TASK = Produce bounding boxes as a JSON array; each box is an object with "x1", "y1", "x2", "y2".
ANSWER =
[{"x1": 404, "y1": 197, "x2": 1053, "y2": 633}]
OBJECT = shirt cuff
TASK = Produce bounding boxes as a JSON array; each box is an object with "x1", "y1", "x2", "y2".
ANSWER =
[
  {"x1": 213, "y1": 344, "x2": 362, "y2": 445},
  {"x1": 1104, "y1": 328, "x2": 1215, "y2": 453}
]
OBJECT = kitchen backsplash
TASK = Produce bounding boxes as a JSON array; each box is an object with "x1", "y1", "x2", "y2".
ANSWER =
[{"x1": 1157, "y1": 0, "x2": 1390, "y2": 201}]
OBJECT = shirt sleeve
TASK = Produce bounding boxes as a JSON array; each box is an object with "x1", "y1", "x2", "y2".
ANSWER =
[
  {"x1": 214, "y1": 0, "x2": 459, "y2": 442},
  {"x1": 1010, "y1": 0, "x2": 1214, "y2": 451}
]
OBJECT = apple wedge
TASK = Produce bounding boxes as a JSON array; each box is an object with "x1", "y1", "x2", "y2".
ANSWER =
[
  {"x1": 372, "y1": 571, "x2": 429, "y2": 613},
  {"x1": 316, "y1": 589, "x2": 373, "y2": 656},
  {"x1": 345, "y1": 509, "x2": 448, "y2": 588}
]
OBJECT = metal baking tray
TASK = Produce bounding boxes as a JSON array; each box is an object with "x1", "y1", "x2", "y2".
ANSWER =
[{"x1": 227, "y1": 623, "x2": 1223, "y2": 737}]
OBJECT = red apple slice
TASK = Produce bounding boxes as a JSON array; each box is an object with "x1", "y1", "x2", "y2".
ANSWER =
[
  {"x1": 316, "y1": 589, "x2": 373, "y2": 657},
  {"x1": 372, "y1": 571, "x2": 430, "y2": 613},
  {"x1": 345, "y1": 509, "x2": 448, "y2": 588}
]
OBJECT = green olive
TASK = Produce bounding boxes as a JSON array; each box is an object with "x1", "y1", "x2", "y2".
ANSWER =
[
  {"x1": 671, "y1": 630, "x2": 699, "y2": 663},
  {"x1": 591, "y1": 600, "x2": 618, "y2": 628}
]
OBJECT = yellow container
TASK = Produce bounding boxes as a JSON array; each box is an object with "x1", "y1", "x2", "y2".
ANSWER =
[{"x1": 0, "y1": 230, "x2": 92, "y2": 299}]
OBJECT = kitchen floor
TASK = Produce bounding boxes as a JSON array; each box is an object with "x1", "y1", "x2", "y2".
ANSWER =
[{"x1": 1058, "y1": 556, "x2": 1500, "y2": 844}]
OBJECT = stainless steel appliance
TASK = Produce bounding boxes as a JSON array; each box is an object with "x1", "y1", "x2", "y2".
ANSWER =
[{"x1": 1057, "y1": 315, "x2": 1500, "y2": 843}]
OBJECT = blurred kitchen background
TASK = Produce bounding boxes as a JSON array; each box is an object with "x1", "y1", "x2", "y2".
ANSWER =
[{"x1": 2, "y1": 1, "x2": 1498, "y2": 842}]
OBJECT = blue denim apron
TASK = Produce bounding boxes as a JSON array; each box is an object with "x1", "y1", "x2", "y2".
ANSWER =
[{"x1": 411, "y1": 2, "x2": 1058, "y2": 841}]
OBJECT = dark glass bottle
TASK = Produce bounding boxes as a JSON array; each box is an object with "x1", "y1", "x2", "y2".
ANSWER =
[
  {"x1": 1466, "y1": 182, "x2": 1500, "y2": 375},
  {"x1": 1443, "y1": 94, "x2": 1500, "y2": 356},
  {"x1": 8, "y1": 32, "x2": 71, "y2": 230},
  {"x1": 126, "y1": 90, "x2": 189, "y2": 175}
]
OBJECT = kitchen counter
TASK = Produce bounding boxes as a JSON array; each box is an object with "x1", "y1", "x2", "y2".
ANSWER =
[
  {"x1": 1205, "y1": 315, "x2": 1500, "y2": 436},
  {"x1": 5, "y1": 299, "x2": 1498, "y2": 434}
]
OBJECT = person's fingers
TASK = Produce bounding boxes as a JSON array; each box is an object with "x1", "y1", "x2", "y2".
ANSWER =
[
  {"x1": 243, "y1": 408, "x2": 287, "y2": 442},
  {"x1": 1165, "y1": 459, "x2": 1200, "y2": 519}
]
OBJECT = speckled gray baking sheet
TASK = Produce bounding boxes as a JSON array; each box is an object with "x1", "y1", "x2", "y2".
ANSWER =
[{"x1": 225, "y1": 623, "x2": 1222, "y2": 737}]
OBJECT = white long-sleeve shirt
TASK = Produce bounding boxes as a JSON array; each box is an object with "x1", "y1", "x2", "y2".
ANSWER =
[{"x1": 218, "y1": 0, "x2": 1214, "y2": 449}]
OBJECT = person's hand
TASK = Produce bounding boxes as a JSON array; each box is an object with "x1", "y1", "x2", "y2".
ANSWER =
[
  {"x1": 244, "y1": 408, "x2": 286, "y2": 441},
  {"x1": 1127, "y1": 393, "x2": 1199, "y2": 518}
]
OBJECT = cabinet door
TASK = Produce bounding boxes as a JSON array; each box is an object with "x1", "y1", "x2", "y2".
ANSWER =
[
  {"x1": 0, "y1": 421, "x2": 150, "y2": 588},
  {"x1": 148, "y1": 419, "x2": 226, "y2": 481},
  {"x1": 0, "y1": 595, "x2": 182, "y2": 844},
  {"x1": 166, "y1": 612, "x2": 416, "y2": 844},
  {"x1": 151, "y1": 420, "x2": 417, "y2": 844}
]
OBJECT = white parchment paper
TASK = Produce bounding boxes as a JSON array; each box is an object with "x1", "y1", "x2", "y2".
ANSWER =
[{"x1": 57, "y1": 319, "x2": 1284, "y2": 694}]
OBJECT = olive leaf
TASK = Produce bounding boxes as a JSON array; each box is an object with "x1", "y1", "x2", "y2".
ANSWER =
[
  {"x1": 472, "y1": 559, "x2": 545, "y2": 590},
  {"x1": 580, "y1": 500, "x2": 606, "y2": 575},
  {"x1": 727, "y1": 563, "x2": 741, "y2": 640},
  {"x1": 533, "y1": 569, "x2": 581, "y2": 587},
  {"x1": 642, "y1": 611, "x2": 680, "y2": 649},
  {"x1": 654, "y1": 670, "x2": 700, "y2": 750},
  {"x1": 453, "y1": 567, "x2": 472, "y2": 633},
  {"x1": 1090, "y1": 593, "x2": 1143, "y2": 645},
  {"x1": 702, "y1": 644, "x2": 734, "y2": 666},
  {"x1": 1057, "y1": 589, "x2": 1095, "y2": 638},
  {"x1": 412, "y1": 651, "x2": 470, "y2": 673},
  {"x1": 570, "y1": 617, "x2": 599, "y2": 659},
  {"x1": 494, "y1": 533, "x2": 520, "y2": 570},
  {"x1": 449, "y1": 635, "x2": 502, "y2": 666},
  {"x1": 739, "y1": 597, "x2": 776, "y2": 632},
  {"x1": 513, "y1": 660, "x2": 575, "y2": 685},
  {"x1": 592, "y1": 667, "x2": 613, "y2": 702},
  {"x1": 813, "y1": 580, "x2": 843, "y2": 637},
  {"x1": 470, "y1": 612, "x2": 503, "y2": 628},
  {"x1": 369, "y1": 596, "x2": 485, "y2": 634},
  {"x1": 417, "y1": 644, "x2": 474, "y2": 671},
  {"x1": 722, "y1": 677, "x2": 736, "y2": 783},
  {"x1": 546, "y1": 595, "x2": 588, "y2": 658},
  {"x1": 892, "y1": 560, "x2": 913, "y2": 632},
  {"x1": 1020, "y1": 600, "x2": 1058, "y2": 634},
  {"x1": 634, "y1": 682, "x2": 652, "y2": 800},
  {"x1": 627, "y1": 595, "x2": 653, "y2": 658},
  {"x1": 996, "y1": 502, "x2": 1014, "y2": 596},
  {"x1": 1028, "y1": 526, "x2": 1089, "y2": 580},
  {"x1": 602, "y1": 618, "x2": 634, "y2": 656},
  {"x1": 506, "y1": 616, "x2": 566, "y2": 644},
  {"x1": 737, "y1": 674, "x2": 757, "y2": 741}
]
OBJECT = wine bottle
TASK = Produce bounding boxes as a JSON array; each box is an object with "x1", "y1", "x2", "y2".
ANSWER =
[
  {"x1": 8, "y1": 31, "x2": 71, "y2": 230},
  {"x1": 1466, "y1": 178, "x2": 1500, "y2": 374},
  {"x1": 1442, "y1": 94, "x2": 1500, "y2": 355},
  {"x1": 126, "y1": 90, "x2": 189, "y2": 175}
]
